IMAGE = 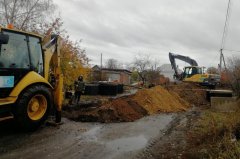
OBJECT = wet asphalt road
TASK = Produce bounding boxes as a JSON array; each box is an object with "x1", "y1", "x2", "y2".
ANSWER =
[{"x1": 0, "y1": 113, "x2": 177, "y2": 159}]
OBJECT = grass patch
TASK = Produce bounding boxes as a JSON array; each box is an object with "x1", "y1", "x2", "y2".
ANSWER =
[{"x1": 186, "y1": 109, "x2": 240, "y2": 159}]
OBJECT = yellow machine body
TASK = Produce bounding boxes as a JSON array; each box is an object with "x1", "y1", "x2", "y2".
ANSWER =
[
  {"x1": 0, "y1": 71, "x2": 52, "y2": 106},
  {"x1": 0, "y1": 26, "x2": 63, "y2": 126},
  {"x1": 183, "y1": 73, "x2": 209, "y2": 83},
  {"x1": 182, "y1": 66, "x2": 220, "y2": 87}
]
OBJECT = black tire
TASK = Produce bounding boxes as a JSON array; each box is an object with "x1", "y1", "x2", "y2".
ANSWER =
[{"x1": 13, "y1": 85, "x2": 52, "y2": 131}]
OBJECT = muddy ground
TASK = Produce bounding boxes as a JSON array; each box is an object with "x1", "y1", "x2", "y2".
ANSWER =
[
  {"x1": 138, "y1": 107, "x2": 203, "y2": 159},
  {"x1": 0, "y1": 107, "x2": 203, "y2": 159},
  {"x1": 0, "y1": 83, "x2": 210, "y2": 159}
]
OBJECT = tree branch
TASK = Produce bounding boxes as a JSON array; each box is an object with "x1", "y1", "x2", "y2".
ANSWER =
[
  {"x1": 20, "y1": 0, "x2": 40, "y2": 29},
  {"x1": 3, "y1": 0, "x2": 9, "y2": 24}
]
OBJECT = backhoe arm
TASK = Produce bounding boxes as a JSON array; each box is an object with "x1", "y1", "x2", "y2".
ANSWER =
[{"x1": 42, "y1": 34, "x2": 63, "y2": 123}]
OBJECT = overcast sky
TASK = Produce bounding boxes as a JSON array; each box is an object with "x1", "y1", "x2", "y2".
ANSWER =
[{"x1": 53, "y1": 0, "x2": 240, "y2": 68}]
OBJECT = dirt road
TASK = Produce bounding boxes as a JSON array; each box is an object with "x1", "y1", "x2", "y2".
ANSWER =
[{"x1": 0, "y1": 112, "x2": 182, "y2": 159}]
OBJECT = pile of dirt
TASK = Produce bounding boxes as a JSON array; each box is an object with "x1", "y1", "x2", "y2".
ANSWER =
[
  {"x1": 98, "y1": 97, "x2": 148, "y2": 122},
  {"x1": 166, "y1": 83, "x2": 208, "y2": 106},
  {"x1": 63, "y1": 85, "x2": 191, "y2": 122},
  {"x1": 133, "y1": 86, "x2": 189, "y2": 114},
  {"x1": 63, "y1": 97, "x2": 147, "y2": 122}
]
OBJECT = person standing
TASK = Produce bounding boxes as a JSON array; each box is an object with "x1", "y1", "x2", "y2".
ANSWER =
[{"x1": 74, "y1": 75, "x2": 85, "y2": 104}]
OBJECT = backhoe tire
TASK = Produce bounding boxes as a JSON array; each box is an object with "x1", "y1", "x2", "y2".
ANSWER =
[{"x1": 13, "y1": 85, "x2": 52, "y2": 131}]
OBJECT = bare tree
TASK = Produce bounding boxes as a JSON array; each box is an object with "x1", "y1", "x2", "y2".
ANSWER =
[
  {"x1": 0, "y1": 0, "x2": 55, "y2": 31},
  {"x1": 133, "y1": 54, "x2": 151, "y2": 85},
  {"x1": 145, "y1": 69, "x2": 161, "y2": 85},
  {"x1": 228, "y1": 56, "x2": 240, "y2": 96},
  {"x1": 132, "y1": 54, "x2": 163, "y2": 86},
  {"x1": 105, "y1": 58, "x2": 119, "y2": 69}
]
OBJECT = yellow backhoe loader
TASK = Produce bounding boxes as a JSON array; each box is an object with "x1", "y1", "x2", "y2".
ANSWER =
[{"x1": 0, "y1": 26, "x2": 63, "y2": 130}]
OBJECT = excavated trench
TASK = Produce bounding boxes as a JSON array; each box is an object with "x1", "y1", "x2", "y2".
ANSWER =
[{"x1": 63, "y1": 83, "x2": 207, "y2": 123}]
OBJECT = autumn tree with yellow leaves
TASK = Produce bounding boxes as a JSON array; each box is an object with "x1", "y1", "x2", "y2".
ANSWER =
[
  {"x1": 42, "y1": 18, "x2": 91, "y2": 89},
  {"x1": 61, "y1": 38, "x2": 91, "y2": 88}
]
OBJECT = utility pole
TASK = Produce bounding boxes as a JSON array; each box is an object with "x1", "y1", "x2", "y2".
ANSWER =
[
  {"x1": 219, "y1": 49, "x2": 227, "y2": 73},
  {"x1": 100, "y1": 53, "x2": 103, "y2": 81},
  {"x1": 100, "y1": 53, "x2": 103, "y2": 69}
]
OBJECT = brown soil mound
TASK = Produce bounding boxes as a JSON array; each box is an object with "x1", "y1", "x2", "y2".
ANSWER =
[
  {"x1": 63, "y1": 97, "x2": 148, "y2": 122},
  {"x1": 133, "y1": 86, "x2": 190, "y2": 114},
  {"x1": 98, "y1": 97, "x2": 148, "y2": 122},
  {"x1": 63, "y1": 85, "x2": 191, "y2": 122},
  {"x1": 166, "y1": 83, "x2": 208, "y2": 106}
]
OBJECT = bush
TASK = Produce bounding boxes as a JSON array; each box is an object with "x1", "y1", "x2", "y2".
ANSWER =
[{"x1": 187, "y1": 110, "x2": 240, "y2": 158}]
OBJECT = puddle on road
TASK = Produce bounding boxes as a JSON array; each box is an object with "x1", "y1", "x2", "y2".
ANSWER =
[
  {"x1": 106, "y1": 135, "x2": 148, "y2": 152},
  {"x1": 77, "y1": 126, "x2": 101, "y2": 141},
  {"x1": 84, "y1": 126, "x2": 101, "y2": 136}
]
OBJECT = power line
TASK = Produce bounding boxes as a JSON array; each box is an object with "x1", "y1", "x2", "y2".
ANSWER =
[
  {"x1": 220, "y1": 0, "x2": 232, "y2": 50},
  {"x1": 219, "y1": 0, "x2": 232, "y2": 72},
  {"x1": 222, "y1": 49, "x2": 240, "y2": 53}
]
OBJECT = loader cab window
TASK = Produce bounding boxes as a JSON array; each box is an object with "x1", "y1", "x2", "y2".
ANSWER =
[
  {"x1": 0, "y1": 31, "x2": 30, "y2": 69},
  {"x1": 29, "y1": 36, "x2": 43, "y2": 75}
]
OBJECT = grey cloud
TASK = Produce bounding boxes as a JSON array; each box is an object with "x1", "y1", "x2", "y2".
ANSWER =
[{"x1": 54, "y1": 0, "x2": 240, "y2": 68}]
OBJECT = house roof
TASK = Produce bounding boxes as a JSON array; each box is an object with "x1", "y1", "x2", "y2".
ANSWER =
[
  {"x1": 92, "y1": 65, "x2": 132, "y2": 74},
  {"x1": 92, "y1": 65, "x2": 101, "y2": 70}
]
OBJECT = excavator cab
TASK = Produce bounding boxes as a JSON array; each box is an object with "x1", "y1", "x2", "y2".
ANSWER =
[
  {"x1": 0, "y1": 27, "x2": 63, "y2": 130},
  {"x1": 183, "y1": 66, "x2": 203, "y2": 78}
]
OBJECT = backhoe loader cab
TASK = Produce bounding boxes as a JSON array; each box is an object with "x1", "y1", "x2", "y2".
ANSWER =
[{"x1": 0, "y1": 27, "x2": 63, "y2": 130}]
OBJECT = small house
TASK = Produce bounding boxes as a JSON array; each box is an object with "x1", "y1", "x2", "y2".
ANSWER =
[{"x1": 91, "y1": 65, "x2": 132, "y2": 85}]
